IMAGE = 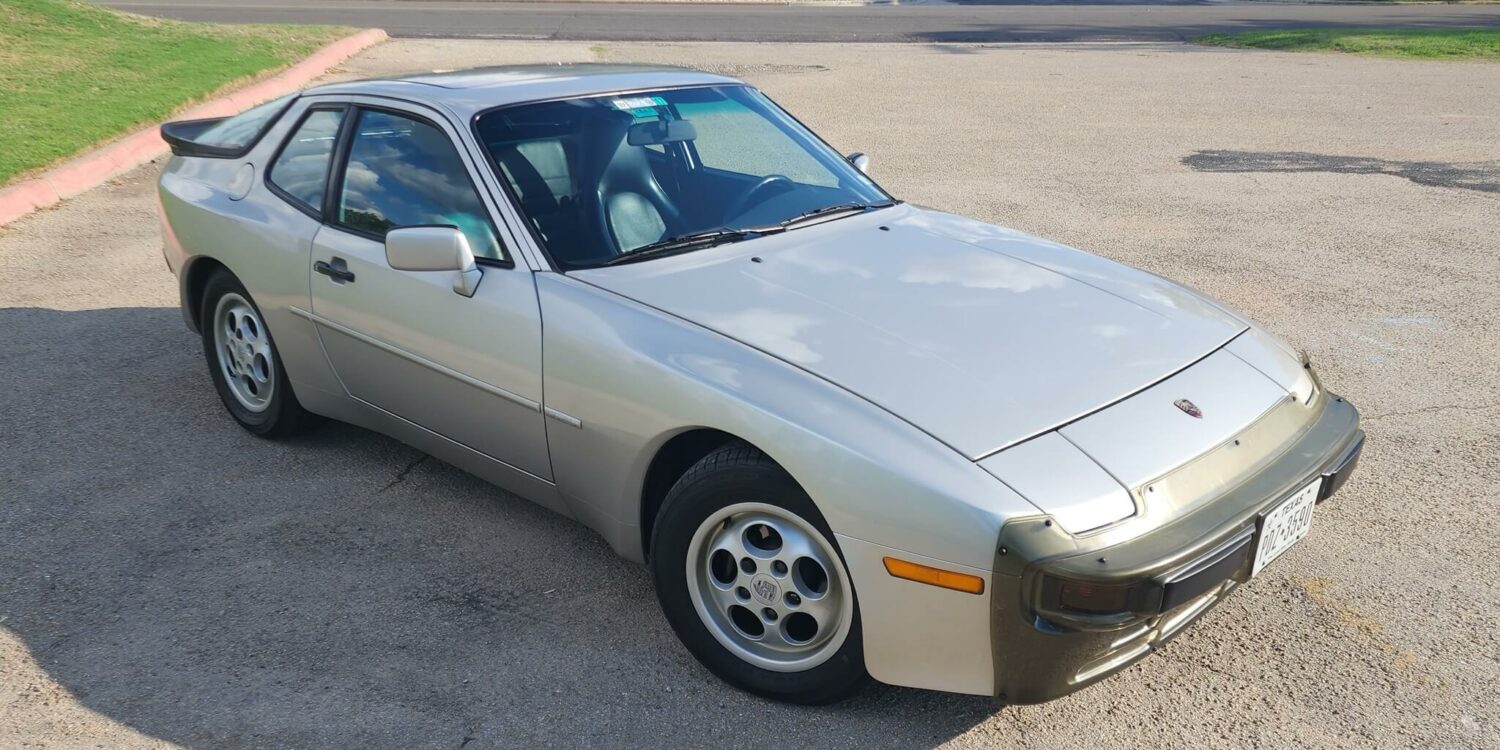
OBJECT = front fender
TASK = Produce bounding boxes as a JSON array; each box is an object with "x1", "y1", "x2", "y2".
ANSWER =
[{"x1": 537, "y1": 273, "x2": 1038, "y2": 694}]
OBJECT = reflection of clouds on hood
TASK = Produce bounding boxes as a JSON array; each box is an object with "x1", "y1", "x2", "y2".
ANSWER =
[
  {"x1": 1138, "y1": 286, "x2": 1181, "y2": 311},
  {"x1": 898, "y1": 253, "x2": 1063, "y2": 293},
  {"x1": 711, "y1": 309, "x2": 822, "y2": 365},
  {"x1": 898, "y1": 208, "x2": 1028, "y2": 243},
  {"x1": 782, "y1": 250, "x2": 875, "y2": 280}
]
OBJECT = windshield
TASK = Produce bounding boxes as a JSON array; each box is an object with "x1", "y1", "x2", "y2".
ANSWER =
[{"x1": 475, "y1": 85, "x2": 891, "y2": 269}]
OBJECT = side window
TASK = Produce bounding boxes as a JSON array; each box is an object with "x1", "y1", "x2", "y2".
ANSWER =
[
  {"x1": 337, "y1": 109, "x2": 505, "y2": 261},
  {"x1": 268, "y1": 108, "x2": 344, "y2": 215}
]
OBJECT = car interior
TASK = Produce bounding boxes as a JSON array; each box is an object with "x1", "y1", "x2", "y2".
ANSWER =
[
  {"x1": 477, "y1": 88, "x2": 864, "y2": 269},
  {"x1": 486, "y1": 105, "x2": 699, "y2": 266}
]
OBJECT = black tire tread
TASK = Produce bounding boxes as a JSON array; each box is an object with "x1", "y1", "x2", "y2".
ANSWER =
[{"x1": 669, "y1": 442, "x2": 775, "y2": 496}]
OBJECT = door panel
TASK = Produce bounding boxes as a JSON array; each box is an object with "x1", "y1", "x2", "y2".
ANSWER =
[
  {"x1": 307, "y1": 104, "x2": 551, "y2": 481},
  {"x1": 309, "y1": 226, "x2": 552, "y2": 480}
]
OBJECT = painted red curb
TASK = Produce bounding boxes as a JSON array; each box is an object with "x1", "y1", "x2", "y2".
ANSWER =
[{"x1": 0, "y1": 28, "x2": 388, "y2": 227}]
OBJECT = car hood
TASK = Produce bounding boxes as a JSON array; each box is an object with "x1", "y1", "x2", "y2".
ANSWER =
[{"x1": 573, "y1": 204, "x2": 1248, "y2": 459}]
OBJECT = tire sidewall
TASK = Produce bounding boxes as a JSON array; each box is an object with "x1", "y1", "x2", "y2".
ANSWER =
[
  {"x1": 199, "y1": 271, "x2": 292, "y2": 436},
  {"x1": 651, "y1": 453, "x2": 866, "y2": 704}
]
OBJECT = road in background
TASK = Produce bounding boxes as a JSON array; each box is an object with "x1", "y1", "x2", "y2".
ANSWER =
[{"x1": 97, "y1": 0, "x2": 1500, "y2": 42}]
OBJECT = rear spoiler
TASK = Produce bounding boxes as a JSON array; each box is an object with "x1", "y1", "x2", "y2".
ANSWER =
[
  {"x1": 159, "y1": 95, "x2": 298, "y2": 158},
  {"x1": 160, "y1": 117, "x2": 242, "y2": 158}
]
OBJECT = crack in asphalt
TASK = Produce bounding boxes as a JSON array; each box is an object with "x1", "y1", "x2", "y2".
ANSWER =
[
  {"x1": 1182, "y1": 150, "x2": 1500, "y2": 193},
  {"x1": 379, "y1": 455, "x2": 430, "y2": 493}
]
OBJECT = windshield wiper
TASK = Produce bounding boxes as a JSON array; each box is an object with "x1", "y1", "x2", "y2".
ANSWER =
[
  {"x1": 600, "y1": 200, "x2": 897, "y2": 267},
  {"x1": 776, "y1": 200, "x2": 896, "y2": 230},
  {"x1": 601, "y1": 228, "x2": 766, "y2": 267}
]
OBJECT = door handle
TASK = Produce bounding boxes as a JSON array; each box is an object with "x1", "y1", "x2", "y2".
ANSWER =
[{"x1": 315, "y1": 257, "x2": 355, "y2": 283}]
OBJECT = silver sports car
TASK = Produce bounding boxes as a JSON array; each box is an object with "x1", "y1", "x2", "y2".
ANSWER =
[{"x1": 157, "y1": 65, "x2": 1364, "y2": 704}]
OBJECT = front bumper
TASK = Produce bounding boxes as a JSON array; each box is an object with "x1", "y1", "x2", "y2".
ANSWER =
[{"x1": 989, "y1": 394, "x2": 1363, "y2": 704}]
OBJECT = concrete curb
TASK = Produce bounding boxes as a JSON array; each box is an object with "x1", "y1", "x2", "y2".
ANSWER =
[{"x1": 0, "y1": 28, "x2": 388, "y2": 227}]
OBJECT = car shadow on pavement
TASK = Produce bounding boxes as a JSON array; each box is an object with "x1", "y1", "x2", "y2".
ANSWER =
[{"x1": 0, "y1": 306, "x2": 998, "y2": 748}]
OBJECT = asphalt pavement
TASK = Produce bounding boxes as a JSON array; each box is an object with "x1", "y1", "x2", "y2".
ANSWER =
[
  {"x1": 96, "y1": 0, "x2": 1500, "y2": 42},
  {"x1": 2, "y1": 37, "x2": 1498, "y2": 750}
]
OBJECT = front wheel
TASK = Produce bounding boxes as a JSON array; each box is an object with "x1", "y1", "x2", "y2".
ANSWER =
[{"x1": 651, "y1": 443, "x2": 866, "y2": 704}]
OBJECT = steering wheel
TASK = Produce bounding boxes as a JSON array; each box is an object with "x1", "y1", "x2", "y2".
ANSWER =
[{"x1": 724, "y1": 175, "x2": 796, "y2": 222}]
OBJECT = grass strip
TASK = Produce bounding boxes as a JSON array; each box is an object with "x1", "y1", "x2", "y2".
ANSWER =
[
  {"x1": 1195, "y1": 27, "x2": 1500, "y2": 61},
  {"x1": 0, "y1": 0, "x2": 351, "y2": 184}
]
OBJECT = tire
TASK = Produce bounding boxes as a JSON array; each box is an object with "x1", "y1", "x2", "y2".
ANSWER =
[
  {"x1": 651, "y1": 442, "x2": 867, "y2": 704},
  {"x1": 199, "y1": 269, "x2": 320, "y2": 439}
]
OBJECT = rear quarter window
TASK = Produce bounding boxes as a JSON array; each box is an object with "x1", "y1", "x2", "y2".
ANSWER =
[{"x1": 268, "y1": 108, "x2": 344, "y2": 216}]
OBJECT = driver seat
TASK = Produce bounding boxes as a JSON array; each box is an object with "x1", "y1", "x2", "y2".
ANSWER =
[{"x1": 585, "y1": 114, "x2": 683, "y2": 253}]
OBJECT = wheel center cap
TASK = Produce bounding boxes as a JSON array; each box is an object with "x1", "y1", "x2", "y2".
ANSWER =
[{"x1": 750, "y1": 574, "x2": 780, "y2": 605}]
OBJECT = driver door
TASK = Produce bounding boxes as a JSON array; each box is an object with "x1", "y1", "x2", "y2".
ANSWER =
[{"x1": 308, "y1": 103, "x2": 552, "y2": 481}]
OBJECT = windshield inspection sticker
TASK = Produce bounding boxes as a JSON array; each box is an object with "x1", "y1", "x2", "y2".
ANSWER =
[{"x1": 612, "y1": 96, "x2": 668, "y2": 117}]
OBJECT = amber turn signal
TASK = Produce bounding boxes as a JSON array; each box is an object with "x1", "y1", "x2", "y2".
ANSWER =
[{"x1": 882, "y1": 557, "x2": 985, "y2": 595}]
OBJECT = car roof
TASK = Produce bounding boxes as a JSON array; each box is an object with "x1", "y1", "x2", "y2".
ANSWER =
[{"x1": 303, "y1": 64, "x2": 745, "y2": 118}]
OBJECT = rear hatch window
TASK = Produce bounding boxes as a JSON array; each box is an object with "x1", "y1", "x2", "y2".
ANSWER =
[{"x1": 161, "y1": 95, "x2": 296, "y2": 158}]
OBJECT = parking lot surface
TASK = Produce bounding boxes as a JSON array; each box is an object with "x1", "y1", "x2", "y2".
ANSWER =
[{"x1": 1, "y1": 40, "x2": 1496, "y2": 749}]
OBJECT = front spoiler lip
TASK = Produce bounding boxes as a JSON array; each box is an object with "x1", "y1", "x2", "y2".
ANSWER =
[{"x1": 989, "y1": 394, "x2": 1363, "y2": 704}]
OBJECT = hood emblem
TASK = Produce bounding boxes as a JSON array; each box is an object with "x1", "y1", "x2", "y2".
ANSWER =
[{"x1": 1174, "y1": 399, "x2": 1203, "y2": 419}]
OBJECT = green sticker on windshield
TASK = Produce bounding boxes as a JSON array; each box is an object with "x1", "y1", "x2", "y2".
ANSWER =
[{"x1": 611, "y1": 95, "x2": 668, "y2": 118}]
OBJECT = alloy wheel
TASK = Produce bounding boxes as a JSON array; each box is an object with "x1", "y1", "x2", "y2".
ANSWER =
[
  {"x1": 212, "y1": 292, "x2": 275, "y2": 413},
  {"x1": 685, "y1": 502, "x2": 854, "y2": 672}
]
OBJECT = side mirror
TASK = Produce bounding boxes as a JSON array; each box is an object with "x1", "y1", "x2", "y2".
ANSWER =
[
  {"x1": 385, "y1": 226, "x2": 482, "y2": 297},
  {"x1": 847, "y1": 152, "x2": 871, "y2": 175}
]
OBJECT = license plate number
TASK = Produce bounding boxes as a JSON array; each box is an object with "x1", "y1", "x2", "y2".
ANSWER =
[{"x1": 1251, "y1": 479, "x2": 1320, "y2": 576}]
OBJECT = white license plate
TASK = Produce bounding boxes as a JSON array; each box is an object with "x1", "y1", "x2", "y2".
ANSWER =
[{"x1": 1251, "y1": 478, "x2": 1321, "y2": 577}]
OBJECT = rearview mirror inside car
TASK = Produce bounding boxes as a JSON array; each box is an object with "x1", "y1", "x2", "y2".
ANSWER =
[
  {"x1": 628, "y1": 119, "x2": 698, "y2": 146},
  {"x1": 385, "y1": 226, "x2": 483, "y2": 297}
]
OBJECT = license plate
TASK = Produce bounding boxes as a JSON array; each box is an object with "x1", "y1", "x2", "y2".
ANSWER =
[{"x1": 1251, "y1": 478, "x2": 1320, "y2": 576}]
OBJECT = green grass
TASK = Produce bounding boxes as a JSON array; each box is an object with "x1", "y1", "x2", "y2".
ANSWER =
[
  {"x1": 0, "y1": 0, "x2": 351, "y2": 185},
  {"x1": 1195, "y1": 28, "x2": 1500, "y2": 60}
]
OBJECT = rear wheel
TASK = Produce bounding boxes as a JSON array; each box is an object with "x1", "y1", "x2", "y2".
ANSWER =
[
  {"x1": 200, "y1": 270, "x2": 318, "y2": 438},
  {"x1": 651, "y1": 443, "x2": 866, "y2": 704}
]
